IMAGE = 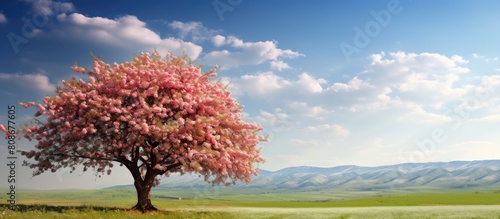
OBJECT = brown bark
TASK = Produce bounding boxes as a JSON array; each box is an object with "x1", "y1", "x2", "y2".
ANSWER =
[
  {"x1": 121, "y1": 154, "x2": 159, "y2": 213},
  {"x1": 131, "y1": 179, "x2": 157, "y2": 212}
]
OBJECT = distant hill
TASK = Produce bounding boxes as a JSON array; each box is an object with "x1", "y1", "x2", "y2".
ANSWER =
[{"x1": 106, "y1": 160, "x2": 500, "y2": 192}]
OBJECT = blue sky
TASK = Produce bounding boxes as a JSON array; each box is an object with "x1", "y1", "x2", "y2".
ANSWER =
[{"x1": 1, "y1": 0, "x2": 500, "y2": 189}]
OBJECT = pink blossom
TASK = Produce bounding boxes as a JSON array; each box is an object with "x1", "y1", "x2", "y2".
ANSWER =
[
  {"x1": 89, "y1": 127, "x2": 97, "y2": 133},
  {"x1": 152, "y1": 106, "x2": 162, "y2": 113},
  {"x1": 110, "y1": 107, "x2": 122, "y2": 113},
  {"x1": 2, "y1": 52, "x2": 265, "y2": 203},
  {"x1": 177, "y1": 118, "x2": 185, "y2": 126},
  {"x1": 88, "y1": 76, "x2": 96, "y2": 84},
  {"x1": 140, "y1": 123, "x2": 149, "y2": 134},
  {"x1": 71, "y1": 66, "x2": 86, "y2": 73},
  {"x1": 141, "y1": 81, "x2": 150, "y2": 89}
]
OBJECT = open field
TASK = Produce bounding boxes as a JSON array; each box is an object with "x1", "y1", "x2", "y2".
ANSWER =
[
  {"x1": 3, "y1": 189, "x2": 500, "y2": 218},
  {"x1": 2, "y1": 204, "x2": 500, "y2": 219},
  {"x1": 14, "y1": 188, "x2": 500, "y2": 207}
]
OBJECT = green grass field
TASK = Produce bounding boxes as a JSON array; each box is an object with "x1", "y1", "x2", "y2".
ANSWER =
[
  {"x1": 3, "y1": 204, "x2": 500, "y2": 219},
  {"x1": 3, "y1": 189, "x2": 500, "y2": 218}
]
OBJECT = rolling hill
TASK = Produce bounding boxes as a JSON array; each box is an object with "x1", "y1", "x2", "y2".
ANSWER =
[
  {"x1": 152, "y1": 160, "x2": 500, "y2": 190},
  {"x1": 108, "y1": 160, "x2": 500, "y2": 192}
]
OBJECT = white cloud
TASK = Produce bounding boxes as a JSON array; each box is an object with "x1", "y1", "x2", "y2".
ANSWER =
[
  {"x1": 212, "y1": 35, "x2": 226, "y2": 47},
  {"x1": 392, "y1": 101, "x2": 451, "y2": 124},
  {"x1": 24, "y1": 0, "x2": 74, "y2": 16},
  {"x1": 232, "y1": 71, "x2": 289, "y2": 98},
  {"x1": 169, "y1": 21, "x2": 201, "y2": 37},
  {"x1": 305, "y1": 124, "x2": 351, "y2": 137},
  {"x1": 472, "y1": 53, "x2": 484, "y2": 59},
  {"x1": 456, "y1": 75, "x2": 500, "y2": 111},
  {"x1": 202, "y1": 35, "x2": 303, "y2": 69},
  {"x1": 252, "y1": 108, "x2": 298, "y2": 136},
  {"x1": 55, "y1": 13, "x2": 203, "y2": 59},
  {"x1": 256, "y1": 109, "x2": 288, "y2": 123},
  {"x1": 229, "y1": 70, "x2": 390, "y2": 111},
  {"x1": 469, "y1": 115, "x2": 500, "y2": 122},
  {"x1": 365, "y1": 52, "x2": 468, "y2": 87},
  {"x1": 228, "y1": 51, "x2": 487, "y2": 129},
  {"x1": 0, "y1": 13, "x2": 7, "y2": 24},
  {"x1": 330, "y1": 77, "x2": 368, "y2": 92},
  {"x1": 229, "y1": 71, "x2": 329, "y2": 100},
  {"x1": 228, "y1": 51, "x2": 500, "y2": 170},
  {"x1": 169, "y1": 21, "x2": 218, "y2": 43},
  {"x1": 296, "y1": 73, "x2": 326, "y2": 93},
  {"x1": 471, "y1": 53, "x2": 499, "y2": 62},
  {"x1": 287, "y1": 102, "x2": 331, "y2": 120},
  {"x1": 360, "y1": 52, "x2": 470, "y2": 109},
  {"x1": 270, "y1": 60, "x2": 291, "y2": 71},
  {"x1": 0, "y1": 73, "x2": 56, "y2": 93}
]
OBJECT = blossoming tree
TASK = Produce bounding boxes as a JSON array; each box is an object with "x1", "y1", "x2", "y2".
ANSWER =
[{"x1": 0, "y1": 52, "x2": 265, "y2": 212}]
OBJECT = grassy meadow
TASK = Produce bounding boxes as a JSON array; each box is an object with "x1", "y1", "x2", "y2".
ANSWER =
[{"x1": 3, "y1": 188, "x2": 500, "y2": 218}]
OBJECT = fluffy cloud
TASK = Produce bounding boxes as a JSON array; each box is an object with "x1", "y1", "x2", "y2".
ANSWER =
[
  {"x1": 287, "y1": 101, "x2": 331, "y2": 120},
  {"x1": 212, "y1": 35, "x2": 226, "y2": 47},
  {"x1": 203, "y1": 35, "x2": 303, "y2": 69},
  {"x1": 361, "y1": 52, "x2": 469, "y2": 107},
  {"x1": 391, "y1": 101, "x2": 452, "y2": 124},
  {"x1": 169, "y1": 21, "x2": 219, "y2": 43},
  {"x1": 228, "y1": 71, "x2": 329, "y2": 101},
  {"x1": 472, "y1": 53, "x2": 499, "y2": 62},
  {"x1": 229, "y1": 71, "x2": 289, "y2": 98},
  {"x1": 0, "y1": 73, "x2": 56, "y2": 93},
  {"x1": 228, "y1": 51, "x2": 490, "y2": 128},
  {"x1": 296, "y1": 73, "x2": 326, "y2": 93},
  {"x1": 54, "y1": 13, "x2": 202, "y2": 59},
  {"x1": 305, "y1": 124, "x2": 351, "y2": 137},
  {"x1": 0, "y1": 13, "x2": 7, "y2": 24},
  {"x1": 330, "y1": 77, "x2": 368, "y2": 92},
  {"x1": 270, "y1": 60, "x2": 291, "y2": 71},
  {"x1": 23, "y1": 0, "x2": 74, "y2": 16}
]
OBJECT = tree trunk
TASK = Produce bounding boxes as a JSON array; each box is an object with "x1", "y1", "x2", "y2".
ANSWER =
[{"x1": 131, "y1": 179, "x2": 157, "y2": 212}]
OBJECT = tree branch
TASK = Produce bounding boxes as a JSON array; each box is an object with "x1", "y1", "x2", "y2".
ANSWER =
[
  {"x1": 132, "y1": 145, "x2": 140, "y2": 164},
  {"x1": 50, "y1": 153, "x2": 119, "y2": 163},
  {"x1": 159, "y1": 162, "x2": 182, "y2": 175}
]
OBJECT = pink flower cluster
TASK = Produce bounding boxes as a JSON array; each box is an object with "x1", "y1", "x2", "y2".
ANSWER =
[{"x1": 14, "y1": 51, "x2": 265, "y2": 185}]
